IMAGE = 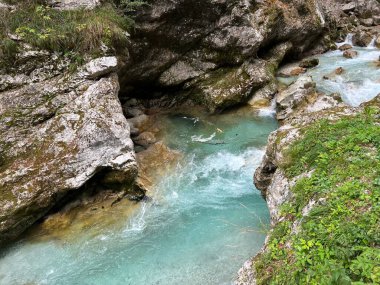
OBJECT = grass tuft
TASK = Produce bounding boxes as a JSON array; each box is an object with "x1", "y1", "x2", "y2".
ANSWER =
[{"x1": 0, "y1": 1, "x2": 142, "y2": 67}]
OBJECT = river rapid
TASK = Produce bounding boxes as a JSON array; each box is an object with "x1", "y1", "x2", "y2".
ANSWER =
[
  {"x1": 0, "y1": 108, "x2": 277, "y2": 285},
  {"x1": 0, "y1": 38, "x2": 378, "y2": 285}
]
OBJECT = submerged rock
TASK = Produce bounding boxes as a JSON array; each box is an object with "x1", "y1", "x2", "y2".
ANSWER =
[
  {"x1": 343, "y1": 50, "x2": 358, "y2": 58},
  {"x1": 335, "y1": 67, "x2": 344, "y2": 75}
]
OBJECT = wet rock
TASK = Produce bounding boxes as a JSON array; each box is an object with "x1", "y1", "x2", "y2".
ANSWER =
[
  {"x1": 124, "y1": 107, "x2": 144, "y2": 119},
  {"x1": 133, "y1": 132, "x2": 157, "y2": 148},
  {"x1": 290, "y1": 67, "x2": 307, "y2": 76},
  {"x1": 323, "y1": 67, "x2": 345, "y2": 81},
  {"x1": 299, "y1": 58, "x2": 319, "y2": 68},
  {"x1": 127, "y1": 114, "x2": 150, "y2": 132},
  {"x1": 352, "y1": 30, "x2": 374, "y2": 47},
  {"x1": 248, "y1": 82, "x2": 277, "y2": 109},
  {"x1": 277, "y1": 63, "x2": 306, "y2": 78},
  {"x1": 343, "y1": 50, "x2": 358, "y2": 58},
  {"x1": 276, "y1": 76, "x2": 316, "y2": 121},
  {"x1": 335, "y1": 67, "x2": 344, "y2": 75},
  {"x1": 136, "y1": 142, "x2": 181, "y2": 189},
  {"x1": 376, "y1": 36, "x2": 380, "y2": 48},
  {"x1": 338, "y1": 43, "x2": 353, "y2": 51}
]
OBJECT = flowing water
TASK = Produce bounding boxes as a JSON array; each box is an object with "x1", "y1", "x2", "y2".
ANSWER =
[
  {"x1": 1, "y1": 37, "x2": 378, "y2": 285},
  {"x1": 280, "y1": 35, "x2": 380, "y2": 106},
  {"x1": 0, "y1": 109, "x2": 277, "y2": 285}
]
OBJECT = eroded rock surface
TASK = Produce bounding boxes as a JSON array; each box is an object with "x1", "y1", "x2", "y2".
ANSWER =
[
  {"x1": 0, "y1": 56, "x2": 138, "y2": 245},
  {"x1": 121, "y1": 0, "x2": 329, "y2": 112}
]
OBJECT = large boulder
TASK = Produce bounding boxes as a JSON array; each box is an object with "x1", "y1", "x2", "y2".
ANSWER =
[
  {"x1": 120, "y1": 0, "x2": 328, "y2": 111},
  {"x1": 0, "y1": 56, "x2": 138, "y2": 245}
]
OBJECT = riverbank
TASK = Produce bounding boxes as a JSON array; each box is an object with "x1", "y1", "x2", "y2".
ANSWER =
[{"x1": 236, "y1": 42, "x2": 380, "y2": 284}]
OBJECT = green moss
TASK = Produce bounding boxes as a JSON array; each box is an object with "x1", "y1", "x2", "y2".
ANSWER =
[{"x1": 255, "y1": 107, "x2": 380, "y2": 284}]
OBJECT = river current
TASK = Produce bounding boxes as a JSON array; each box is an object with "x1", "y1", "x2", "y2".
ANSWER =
[{"x1": 0, "y1": 38, "x2": 378, "y2": 285}]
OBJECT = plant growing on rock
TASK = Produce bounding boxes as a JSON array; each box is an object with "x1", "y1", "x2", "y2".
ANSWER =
[
  {"x1": 254, "y1": 107, "x2": 380, "y2": 284},
  {"x1": 0, "y1": 0, "x2": 143, "y2": 68}
]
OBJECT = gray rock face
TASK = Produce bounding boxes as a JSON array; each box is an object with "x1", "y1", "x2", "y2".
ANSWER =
[
  {"x1": 276, "y1": 76, "x2": 316, "y2": 120},
  {"x1": 121, "y1": 0, "x2": 327, "y2": 112},
  {"x1": 0, "y1": 1, "x2": 13, "y2": 11},
  {"x1": 0, "y1": 56, "x2": 138, "y2": 245},
  {"x1": 342, "y1": 2, "x2": 356, "y2": 13},
  {"x1": 343, "y1": 49, "x2": 358, "y2": 58},
  {"x1": 340, "y1": 0, "x2": 380, "y2": 26}
]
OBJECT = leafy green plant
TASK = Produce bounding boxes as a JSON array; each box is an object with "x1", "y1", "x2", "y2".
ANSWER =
[
  {"x1": 254, "y1": 107, "x2": 380, "y2": 284},
  {"x1": 0, "y1": 0, "x2": 144, "y2": 67}
]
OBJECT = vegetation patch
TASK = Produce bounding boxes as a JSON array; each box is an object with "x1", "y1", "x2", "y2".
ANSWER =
[
  {"x1": 255, "y1": 107, "x2": 380, "y2": 284},
  {"x1": 0, "y1": 0, "x2": 144, "y2": 67}
]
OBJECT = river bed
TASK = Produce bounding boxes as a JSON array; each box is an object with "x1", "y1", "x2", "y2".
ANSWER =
[{"x1": 0, "y1": 108, "x2": 277, "y2": 285}]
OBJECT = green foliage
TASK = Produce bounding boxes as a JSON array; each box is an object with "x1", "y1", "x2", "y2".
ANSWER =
[
  {"x1": 255, "y1": 107, "x2": 380, "y2": 284},
  {"x1": 0, "y1": 38, "x2": 19, "y2": 63},
  {"x1": 118, "y1": 0, "x2": 146, "y2": 12},
  {"x1": 0, "y1": 1, "x2": 144, "y2": 67}
]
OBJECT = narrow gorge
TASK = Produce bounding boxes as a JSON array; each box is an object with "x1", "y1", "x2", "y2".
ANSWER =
[{"x1": 0, "y1": 0, "x2": 379, "y2": 284}]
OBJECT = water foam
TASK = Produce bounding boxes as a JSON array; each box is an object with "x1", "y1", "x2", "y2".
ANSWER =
[{"x1": 191, "y1": 132, "x2": 216, "y2": 142}]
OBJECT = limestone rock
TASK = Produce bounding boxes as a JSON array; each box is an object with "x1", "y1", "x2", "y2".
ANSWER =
[
  {"x1": 360, "y1": 18, "x2": 374, "y2": 27},
  {"x1": 276, "y1": 76, "x2": 316, "y2": 120},
  {"x1": 120, "y1": 0, "x2": 327, "y2": 111},
  {"x1": 353, "y1": 30, "x2": 374, "y2": 47},
  {"x1": 342, "y1": 2, "x2": 356, "y2": 13},
  {"x1": 133, "y1": 132, "x2": 157, "y2": 148},
  {"x1": 277, "y1": 63, "x2": 306, "y2": 78},
  {"x1": 80, "y1": 57, "x2": 119, "y2": 79},
  {"x1": 0, "y1": 1, "x2": 13, "y2": 11},
  {"x1": 0, "y1": 57, "x2": 137, "y2": 246}
]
